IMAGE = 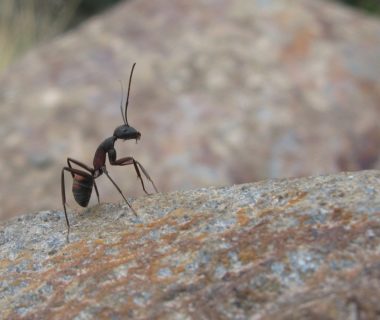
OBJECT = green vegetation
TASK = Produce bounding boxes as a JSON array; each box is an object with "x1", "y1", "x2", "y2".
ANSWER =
[
  {"x1": 0, "y1": 0, "x2": 123, "y2": 72},
  {"x1": 337, "y1": 0, "x2": 380, "y2": 15},
  {"x1": 0, "y1": 0, "x2": 79, "y2": 71},
  {"x1": 75, "y1": 0, "x2": 122, "y2": 20}
]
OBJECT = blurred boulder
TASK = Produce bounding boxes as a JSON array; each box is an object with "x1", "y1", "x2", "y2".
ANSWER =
[{"x1": 0, "y1": 0, "x2": 379, "y2": 220}]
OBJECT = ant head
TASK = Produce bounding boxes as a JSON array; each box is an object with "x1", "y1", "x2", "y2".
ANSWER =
[
  {"x1": 113, "y1": 124, "x2": 141, "y2": 141},
  {"x1": 115, "y1": 62, "x2": 141, "y2": 141}
]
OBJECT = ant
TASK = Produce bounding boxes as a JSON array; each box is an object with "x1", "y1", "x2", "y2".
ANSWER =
[{"x1": 61, "y1": 63, "x2": 158, "y2": 238}]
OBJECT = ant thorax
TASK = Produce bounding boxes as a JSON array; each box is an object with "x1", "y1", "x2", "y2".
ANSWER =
[{"x1": 93, "y1": 136, "x2": 116, "y2": 172}]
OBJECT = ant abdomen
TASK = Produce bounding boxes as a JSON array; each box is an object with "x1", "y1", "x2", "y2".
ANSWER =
[{"x1": 72, "y1": 174, "x2": 93, "y2": 207}]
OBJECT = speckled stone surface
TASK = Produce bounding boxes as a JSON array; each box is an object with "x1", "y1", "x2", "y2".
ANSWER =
[
  {"x1": 0, "y1": 0, "x2": 380, "y2": 221},
  {"x1": 1, "y1": 170, "x2": 379, "y2": 319}
]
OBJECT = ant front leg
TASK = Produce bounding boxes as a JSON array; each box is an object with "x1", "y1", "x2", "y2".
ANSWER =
[
  {"x1": 108, "y1": 151, "x2": 158, "y2": 194},
  {"x1": 67, "y1": 158, "x2": 100, "y2": 204}
]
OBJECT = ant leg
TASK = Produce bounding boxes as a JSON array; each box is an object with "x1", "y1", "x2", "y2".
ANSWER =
[
  {"x1": 110, "y1": 156, "x2": 158, "y2": 194},
  {"x1": 133, "y1": 162, "x2": 149, "y2": 194},
  {"x1": 67, "y1": 158, "x2": 94, "y2": 172},
  {"x1": 102, "y1": 167, "x2": 138, "y2": 217},
  {"x1": 109, "y1": 157, "x2": 147, "y2": 193},
  {"x1": 94, "y1": 181, "x2": 100, "y2": 204},
  {"x1": 67, "y1": 158, "x2": 100, "y2": 202},
  {"x1": 61, "y1": 168, "x2": 71, "y2": 240},
  {"x1": 134, "y1": 160, "x2": 158, "y2": 193},
  {"x1": 67, "y1": 158, "x2": 94, "y2": 177},
  {"x1": 61, "y1": 166, "x2": 95, "y2": 239}
]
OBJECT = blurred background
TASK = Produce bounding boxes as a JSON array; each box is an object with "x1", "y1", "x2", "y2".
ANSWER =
[{"x1": 0, "y1": 0, "x2": 379, "y2": 221}]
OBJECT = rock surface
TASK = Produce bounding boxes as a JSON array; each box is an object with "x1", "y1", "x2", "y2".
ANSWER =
[
  {"x1": 1, "y1": 170, "x2": 379, "y2": 319},
  {"x1": 0, "y1": 0, "x2": 380, "y2": 221}
]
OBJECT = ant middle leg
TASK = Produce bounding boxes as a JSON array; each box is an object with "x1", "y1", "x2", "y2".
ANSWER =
[{"x1": 102, "y1": 167, "x2": 138, "y2": 217}]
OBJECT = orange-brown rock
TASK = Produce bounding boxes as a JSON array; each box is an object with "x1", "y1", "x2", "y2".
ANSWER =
[{"x1": 1, "y1": 170, "x2": 379, "y2": 319}]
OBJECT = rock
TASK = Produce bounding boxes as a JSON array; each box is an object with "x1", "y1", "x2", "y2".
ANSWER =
[
  {"x1": 0, "y1": 0, "x2": 380, "y2": 221},
  {"x1": 0, "y1": 170, "x2": 380, "y2": 319}
]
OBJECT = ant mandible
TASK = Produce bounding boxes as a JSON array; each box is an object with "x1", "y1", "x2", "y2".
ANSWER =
[{"x1": 61, "y1": 63, "x2": 158, "y2": 237}]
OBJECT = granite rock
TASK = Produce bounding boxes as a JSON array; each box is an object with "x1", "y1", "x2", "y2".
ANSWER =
[
  {"x1": 0, "y1": 170, "x2": 380, "y2": 319},
  {"x1": 0, "y1": 0, "x2": 380, "y2": 220}
]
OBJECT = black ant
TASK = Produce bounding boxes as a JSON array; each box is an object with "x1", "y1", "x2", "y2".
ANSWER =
[{"x1": 61, "y1": 63, "x2": 158, "y2": 237}]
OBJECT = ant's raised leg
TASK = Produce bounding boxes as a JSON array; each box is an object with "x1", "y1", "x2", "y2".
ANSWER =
[
  {"x1": 109, "y1": 156, "x2": 158, "y2": 194},
  {"x1": 135, "y1": 160, "x2": 158, "y2": 193}
]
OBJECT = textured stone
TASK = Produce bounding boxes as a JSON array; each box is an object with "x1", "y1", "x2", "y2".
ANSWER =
[
  {"x1": 0, "y1": 0, "x2": 380, "y2": 220},
  {"x1": 0, "y1": 170, "x2": 380, "y2": 319}
]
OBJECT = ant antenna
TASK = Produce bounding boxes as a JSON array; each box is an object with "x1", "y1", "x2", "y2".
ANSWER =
[
  {"x1": 118, "y1": 80, "x2": 126, "y2": 125},
  {"x1": 124, "y1": 62, "x2": 136, "y2": 126}
]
